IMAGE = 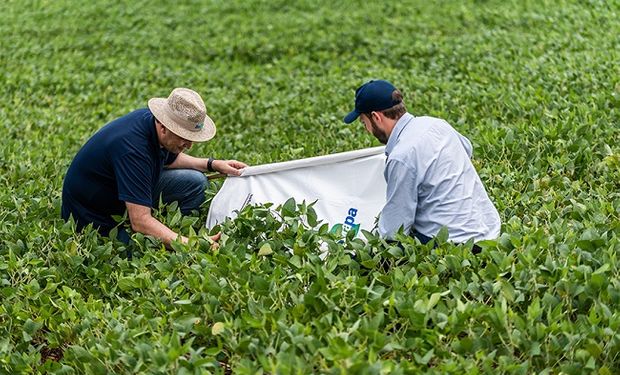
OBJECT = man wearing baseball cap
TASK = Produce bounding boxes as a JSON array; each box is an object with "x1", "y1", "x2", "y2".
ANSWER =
[
  {"x1": 61, "y1": 88, "x2": 247, "y2": 246},
  {"x1": 344, "y1": 80, "x2": 501, "y2": 246}
]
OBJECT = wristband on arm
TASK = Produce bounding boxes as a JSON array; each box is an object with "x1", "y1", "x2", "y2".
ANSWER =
[{"x1": 207, "y1": 157, "x2": 215, "y2": 172}]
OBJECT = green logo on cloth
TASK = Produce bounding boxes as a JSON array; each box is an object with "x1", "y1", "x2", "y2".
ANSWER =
[{"x1": 195, "y1": 122, "x2": 204, "y2": 129}]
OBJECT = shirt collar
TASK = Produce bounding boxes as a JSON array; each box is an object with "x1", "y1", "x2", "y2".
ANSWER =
[{"x1": 385, "y1": 112, "x2": 414, "y2": 156}]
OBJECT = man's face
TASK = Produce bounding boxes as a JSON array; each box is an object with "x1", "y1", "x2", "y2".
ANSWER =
[
  {"x1": 360, "y1": 113, "x2": 388, "y2": 145},
  {"x1": 157, "y1": 121, "x2": 193, "y2": 153}
]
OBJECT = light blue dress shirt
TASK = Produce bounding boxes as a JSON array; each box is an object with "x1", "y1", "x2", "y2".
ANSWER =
[{"x1": 379, "y1": 113, "x2": 501, "y2": 243}]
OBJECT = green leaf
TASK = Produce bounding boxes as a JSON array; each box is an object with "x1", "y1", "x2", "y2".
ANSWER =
[
  {"x1": 414, "y1": 349, "x2": 434, "y2": 365},
  {"x1": 258, "y1": 243, "x2": 273, "y2": 256},
  {"x1": 174, "y1": 299, "x2": 192, "y2": 305},
  {"x1": 211, "y1": 322, "x2": 225, "y2": 335},
  {"x1": 117, "y1": 277, "x2": 136, "y2": 291},
  {"x1": 427, "y1": 293, "x2": 441, "y2": 310},
  {"x1": 282, "y1": 198, "x2": 296, "y2": 217},
  {"x1": 23, "y1": 318, "x2": 42, "y2": 336},
  {"x1": 593, "y1": 263, "x2": 610, "y2": 274}
]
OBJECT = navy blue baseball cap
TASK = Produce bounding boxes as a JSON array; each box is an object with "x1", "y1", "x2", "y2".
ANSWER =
[{"x1": 343, "y1": 80, "x2": 400, "y2": 124}]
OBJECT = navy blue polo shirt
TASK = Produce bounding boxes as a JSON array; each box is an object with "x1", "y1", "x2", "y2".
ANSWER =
[{"x1": 61, "y1": 108, "x2": 178, "y2": 235}]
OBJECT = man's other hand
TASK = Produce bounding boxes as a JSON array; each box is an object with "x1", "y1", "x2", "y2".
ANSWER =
[
  {"x1": 210, "y1": 232, "x2": 222, "y2": 242},
  {"x1": 209, "y1": 231, "x2": 222, "y2": 251}
]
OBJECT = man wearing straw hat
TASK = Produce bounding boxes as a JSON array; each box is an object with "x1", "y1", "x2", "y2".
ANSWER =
[{"x1": 61, "y1": 88, "x2": 247, "y2": 246}]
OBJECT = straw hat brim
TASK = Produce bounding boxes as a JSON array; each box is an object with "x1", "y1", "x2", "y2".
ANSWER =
[{"x1": 148, "y1": 98, "x2": 216, "y2": 142}]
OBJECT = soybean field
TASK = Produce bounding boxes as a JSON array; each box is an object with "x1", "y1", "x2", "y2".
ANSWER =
[{"x1": 1, "y1": 0, "x2": 619, "y2": 373}]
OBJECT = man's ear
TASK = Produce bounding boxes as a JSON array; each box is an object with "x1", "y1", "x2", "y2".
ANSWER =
[
  {"x1": 157, "y1": 121, "x2": 167, "y2": 134},
  {"x1": 371, "y1": 111, "x2": 382, "y2": 123}
]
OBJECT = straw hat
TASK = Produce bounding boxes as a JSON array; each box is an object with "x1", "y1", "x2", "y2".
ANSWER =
[{"x1": 148, "y1": 88, "x2": 216, "y2": 142}]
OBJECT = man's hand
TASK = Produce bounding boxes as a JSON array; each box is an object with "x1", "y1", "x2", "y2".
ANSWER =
[
  {"x1": 126, "y1": 202, "x2": 184, "y2": 248},
  {"x1": 208, "y1": 231, "x2": 222, "y2": 251},
  {"x1": 212, "y1": 159, "x2": 248, "y2": 176},
  {"x1": 210, "y1": 232, "x2": 222, "y2": 242},
  {"x1": 125, "y1": 202, "x2": 224, "y2": 250},
  {"x1": 167, "y1": 154, "x2": 248, "y2": 177}
]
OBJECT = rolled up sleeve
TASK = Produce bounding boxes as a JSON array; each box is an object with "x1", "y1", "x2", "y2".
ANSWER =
[{"x1": 378, "y1": 159, "x2": 418, "y2": 240}]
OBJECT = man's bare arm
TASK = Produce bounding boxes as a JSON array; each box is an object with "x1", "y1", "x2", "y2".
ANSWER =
[
  {"x1": 125, "y1": 202, "x2": 187, "y2": 246},
  {"x1": 167, "y1": 153, "x2": 247, "y2": 176},
  {"x1": 167, "y1": 153, "x2": 209, "y2": 171}
]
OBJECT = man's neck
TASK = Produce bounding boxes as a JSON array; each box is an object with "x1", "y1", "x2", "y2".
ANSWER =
[{"x1": 383, "y1": 115, "x2": 402, "y2": 139}]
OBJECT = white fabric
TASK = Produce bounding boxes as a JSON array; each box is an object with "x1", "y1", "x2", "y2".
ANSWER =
[{"x1": 206, "y1": 147, "x2": 387, "y2": 239}]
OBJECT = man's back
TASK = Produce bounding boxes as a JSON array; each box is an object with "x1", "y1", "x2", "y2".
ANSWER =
[
  {"x1": 380, "y1": 113, "x2": 501, "y2": 242},
  {"x1": 61, "y1": 109, "x2": 175, "y2": 234}
]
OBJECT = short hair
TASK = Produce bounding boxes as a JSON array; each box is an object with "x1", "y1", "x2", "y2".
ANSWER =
[
  {"x1": 381, "y1": 90, "x2": 406, "y2": 120},
  {"x1": 364, "y1": 90, "x2": 406, "y2": 121}
]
